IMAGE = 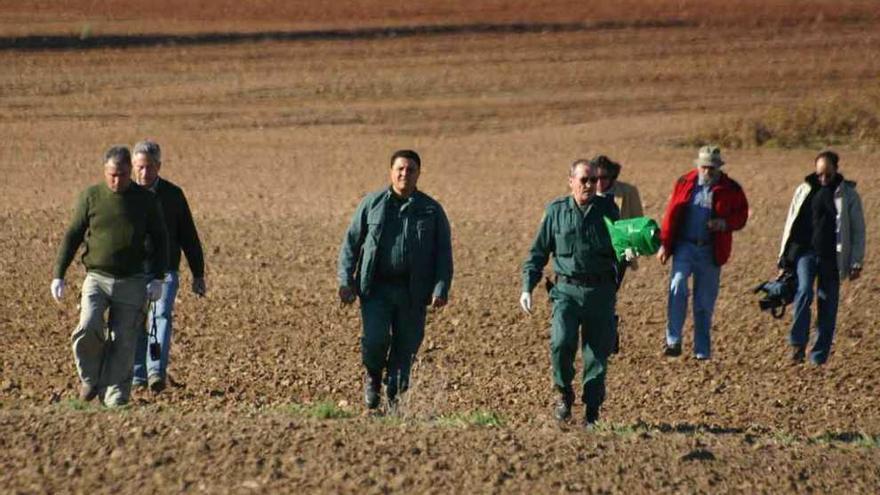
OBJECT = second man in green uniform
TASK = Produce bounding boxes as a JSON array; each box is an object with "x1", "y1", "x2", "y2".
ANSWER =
[{"x1": 337, "y1": 150, "x2": 453, "y2": 411}]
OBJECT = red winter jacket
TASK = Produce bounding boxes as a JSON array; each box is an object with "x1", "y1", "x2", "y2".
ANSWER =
[{"x1": 659, "y1": 169, "x2": 749, "y2": 266}]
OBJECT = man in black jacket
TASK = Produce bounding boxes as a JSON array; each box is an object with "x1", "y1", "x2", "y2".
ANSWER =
[{"x1": 131, "y1": 139, "x2": 206, "y2": 392}]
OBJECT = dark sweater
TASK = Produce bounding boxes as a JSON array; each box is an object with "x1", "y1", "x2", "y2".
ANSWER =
[
  {"x1": 54, "y1": 182, "x2": 168, "y2": 279},
  {"x1": 786, "y1": 173, "x2": 841, "y2": 264},
  {"x1": 146, "y1": 178, "x2": 205, "y2": 277}
]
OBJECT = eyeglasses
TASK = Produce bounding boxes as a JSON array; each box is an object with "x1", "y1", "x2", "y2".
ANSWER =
[{"x1": 578, "y1": 176, "x2": 600, "y2": 184}]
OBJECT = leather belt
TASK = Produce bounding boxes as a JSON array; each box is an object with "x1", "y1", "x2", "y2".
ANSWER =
[
  {"x1": 682, "y1": 238, "x2": 711, "y2": 247},
  {"x1": 556, "y1": 272, "x2": 615, "y2": 287}
]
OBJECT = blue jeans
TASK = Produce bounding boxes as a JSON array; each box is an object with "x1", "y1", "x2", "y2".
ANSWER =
[
  {"x1": 666, "y1": 242, "x2": 721, "y2": 357},
  {"x1": 133, "y1": 271, "x2": 179, "y2": 383},
  {"x1": 790, "y1": 253, "x2": 839, "y2": 364}
]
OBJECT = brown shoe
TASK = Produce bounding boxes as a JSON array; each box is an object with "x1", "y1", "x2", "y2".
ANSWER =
[{"x1": 79, "y1": 383, "x2": 98, "y2": 402}]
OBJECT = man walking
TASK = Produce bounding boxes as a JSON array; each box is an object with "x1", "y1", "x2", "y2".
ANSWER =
[
  {"x1": 777, "y1": 150, "x2": 865, "y2": 365},
  {"x1": 52, "y1": 146, "x2": 168, "y2": 406},
  {"x1": 337, "y1": 150, "x2": 453, "y2": 410},
  {"x1": 657, "y1": 146, "x2": 748, "y2": 360},
  {"x1": 131, "y1": 139, "x2": 206, "y2": 393},
  {"x1": 520, "y1": 159, "x2": 620, "y2": 427}
]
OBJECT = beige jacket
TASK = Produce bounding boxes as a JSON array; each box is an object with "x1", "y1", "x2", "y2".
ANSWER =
[
  {"x1": 778, "y1": 179, "x2": 866, "y2": 279},
  {"x1": 605, "y1": 180, "x2": 644, "y2": 220}
]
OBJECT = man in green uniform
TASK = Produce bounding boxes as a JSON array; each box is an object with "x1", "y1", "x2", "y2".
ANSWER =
[
  {"x1": 52, "y1": 146, "x2": 168, "y2": 407},
  {"x1": 337, "y1": 150, "x2": 453, "y2": 411},
  {"x1": 520, "y1": 159, "x2": 620, "y2": 427}
]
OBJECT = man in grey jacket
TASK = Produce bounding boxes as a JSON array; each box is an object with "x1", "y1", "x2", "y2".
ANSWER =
[
  {"x1": 778, "y1": 150, "x2": 865, "y2": 365},
  {"x1": 337, "y1": 150, "x2": 453, "y2": 410}
]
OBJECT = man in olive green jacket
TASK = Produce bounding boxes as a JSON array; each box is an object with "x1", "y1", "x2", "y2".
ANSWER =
[
  {"x1": 521, "y1": 159, "x2": 620, "y2": 427},
  {"x1": 337, "y1": 150, "x2": 453, "y2": 410},
  {"x1": 52, "y1": 146, "x2": 168, "y2": 407}
]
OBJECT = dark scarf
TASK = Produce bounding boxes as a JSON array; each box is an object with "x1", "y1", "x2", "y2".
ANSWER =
[{"x1": 811, "y1": 173, "x2": 842, "y2": 258}]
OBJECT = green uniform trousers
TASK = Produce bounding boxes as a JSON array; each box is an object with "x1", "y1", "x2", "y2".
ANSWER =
[
  {"x1": 549, "y1": 280, "x2": 616, "y2": 409},
  {"x1": 360, "y1": 283, "x2": 427, "y2": 397}
]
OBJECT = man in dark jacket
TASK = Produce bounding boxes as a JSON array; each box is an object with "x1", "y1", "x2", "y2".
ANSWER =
[
  {"x1": 131, "y1": 139, "x2": 206, "y2": 393},
  {"x1": 657, "y1": 146, "x2": 748, "y2": 360},
  {"x1": 337, "y1": 150, "x2": 453, "y2": 411}
]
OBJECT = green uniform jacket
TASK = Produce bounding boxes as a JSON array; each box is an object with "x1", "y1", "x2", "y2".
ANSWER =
[
  {"x1": 146, "y1": 178, "x2": 205, "y2": 277},
  {"x1": 54, "y1": 182, "x2": 168, "y2": 280},
  {"x1": 522, "y1": 195, "x2": 620, "y2": 293},
  {"x1": 337, "y1": 188, "x2": 453, "y2": 305}
]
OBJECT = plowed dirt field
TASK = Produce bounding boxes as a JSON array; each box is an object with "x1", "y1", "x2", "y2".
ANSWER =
[{"x1": 1, "y1": 1, "x2": 879, "y2": 493}]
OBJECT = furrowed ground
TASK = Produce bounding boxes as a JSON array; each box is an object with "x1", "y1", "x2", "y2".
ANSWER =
[{"x1": 1, "y1": 1, "x2": 879, "y2": 492}]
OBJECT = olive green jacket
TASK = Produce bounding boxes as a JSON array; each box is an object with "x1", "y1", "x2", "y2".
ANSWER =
[
  {"x1": 337, "y1": 188, "x2": 453, "y2": 305},
  {"x1": 54, "y1": 182, "x2": 168, "y2": 280},
  {"x1": 522, "y1": 195, "x2": 620, "y2": 293}
]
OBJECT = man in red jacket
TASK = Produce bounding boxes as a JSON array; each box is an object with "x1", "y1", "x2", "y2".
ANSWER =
[{"x1": 656, "y1": 146, "x2": 748, "y2": 359}]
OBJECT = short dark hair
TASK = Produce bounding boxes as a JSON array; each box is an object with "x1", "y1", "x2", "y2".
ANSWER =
[
  {"x1": 589, "y1": 155, "x2": 621, "y2": 179},
  {"x1": 104, "y1": 146, "x2": 131, "y2": 168},
  {"x1": 390, "y1": 149, "x2": 421, "y2": 168},
  {"x1": 815, "y1": 150, "x2": 839, "y2": 169}
]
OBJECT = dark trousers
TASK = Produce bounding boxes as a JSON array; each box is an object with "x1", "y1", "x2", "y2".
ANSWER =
[{"x1": 360, "y1": 283, "x2": 427, "y2": 397}]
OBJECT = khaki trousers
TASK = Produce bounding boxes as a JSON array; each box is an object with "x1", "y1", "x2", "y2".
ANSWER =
[{"x1": 72, "y1": 272, "x2": 147, "y2": 406}]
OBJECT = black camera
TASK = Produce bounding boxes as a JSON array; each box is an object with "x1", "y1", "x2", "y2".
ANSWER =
[
  {"x1": 149, "y1": 341, "x2": 161, "y2": 361},
  {"x1": 753, "y1": 271, "x2": 797, "y2": 319}
]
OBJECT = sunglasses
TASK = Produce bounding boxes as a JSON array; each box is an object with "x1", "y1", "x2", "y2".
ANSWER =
[{"x1": 578, "y1": 176, "x2": 600, "y2": 184}]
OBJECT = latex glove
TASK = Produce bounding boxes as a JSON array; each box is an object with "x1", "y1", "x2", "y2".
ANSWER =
[
  {"x1": 192, "y1": 277, "x2": 207, "y2": 297},
  {"x1": 51, "y1": 278, "x2": 65, "y2": 302},
  {"x1": 623, "y1": 248, "x2": 636, "y2": 262},
  {"x1": 339, "y1": 286, "x2": 356, "y2": 305},
  {"x1": 147, "y1": 279, "x2": 163, "y2": 302},
  {"x1": 519, "y1": 291, "x2": 532, "y2": 315}
]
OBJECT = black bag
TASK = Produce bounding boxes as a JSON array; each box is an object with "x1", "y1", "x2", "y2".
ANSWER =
[{"x1": 753, "y1": 271, "x2": 797, "y2": 319}]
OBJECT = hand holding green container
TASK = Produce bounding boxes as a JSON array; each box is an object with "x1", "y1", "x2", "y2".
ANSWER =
[{"x1": 603, "y1": 216, "x2": 661, "y2": 262}]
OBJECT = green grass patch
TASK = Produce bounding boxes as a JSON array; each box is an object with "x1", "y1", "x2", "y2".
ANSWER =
[
  {"x1": 680, "y1": 92, "x2": 880, "y2": 149},
  {"x1": 435, "y1": 410, "x2": 505, "y2": 428},
  {"x1": 277, "y1": 401, "x2": 354, "y2": 420}
]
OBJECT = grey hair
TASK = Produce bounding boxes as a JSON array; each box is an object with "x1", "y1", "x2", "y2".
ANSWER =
[
  {"x1": 132, "y1": 139, "x2": 161, "y2": 164},
  {"x1": 103, "y1": 146, "x2": 131, "y2": 168},
  {"x1": 570, "y1": 158, "x2": 592, "y2": 176}
]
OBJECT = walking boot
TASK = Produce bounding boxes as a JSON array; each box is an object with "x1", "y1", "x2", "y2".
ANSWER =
[
  {"x1": 663, "y1": 342, "x2": 682, "y2": 357},
  {"x1": 364, "y1": 373, "x2": 381, "y2": 410},
  {"x1": 79, "y1": 383, "x2": 98, "y2": 402},
  {"x1": 791, "y1": 345, "x2": 806, "y2": 364},
  {"x1": 554, "y1": 387, "x2": 575, "y2": 421},
  {"x1": 583, "y1": 405, "x2": 600, "y2": 429}
]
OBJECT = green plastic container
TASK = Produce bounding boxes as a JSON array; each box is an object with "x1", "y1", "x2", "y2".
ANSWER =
[{"x1": 603, "y1": 216, "x2": 661, "y2": 261}]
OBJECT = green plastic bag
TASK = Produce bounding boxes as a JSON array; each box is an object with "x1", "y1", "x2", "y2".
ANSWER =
[{"x1": 603, "y1": 216, "x2": 661, "y2": 262}]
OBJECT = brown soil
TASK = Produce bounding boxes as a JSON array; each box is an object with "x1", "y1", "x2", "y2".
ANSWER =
[{"x1": 1, "y1": 1, "x2": 879, "y2": 492}]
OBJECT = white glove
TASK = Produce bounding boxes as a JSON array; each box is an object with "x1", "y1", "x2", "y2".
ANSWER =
[
  {"x1": 147, "y1": 279, "x2": 163, "y2": 302},
  {"x1": 623, "y1": 248, "x2": 636, "y2": 262},
  {"x1": 51, "y1": 278, "x2": 65, "y2": 302},
  {"x1": 519, "y1": 291, "x2": 532, "y2": 315}
]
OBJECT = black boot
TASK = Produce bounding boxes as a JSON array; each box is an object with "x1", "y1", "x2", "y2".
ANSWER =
[
  {"x1": 583, "y1": 405, "x2": 600, "y2": 429},
  {"x1": 554, "y1": 387, "x2": 575, "y2": 421},
  {"x1": 364, "y1": 373, "x2": 381, "y2": 410}
]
